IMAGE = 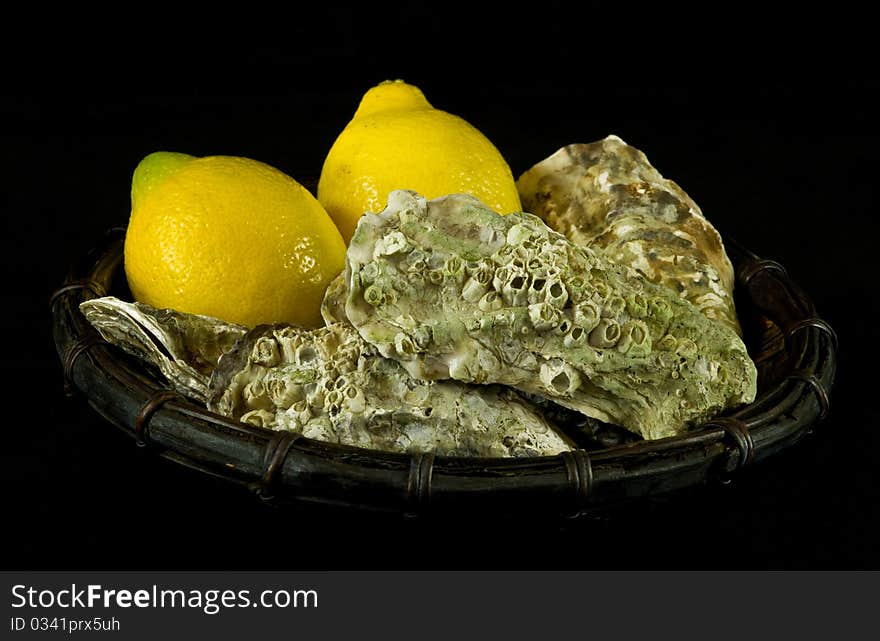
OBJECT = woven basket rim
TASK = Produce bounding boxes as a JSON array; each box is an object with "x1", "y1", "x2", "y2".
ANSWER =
[{"x1": 51, "y1": 227, "x2": 837, "y2": 517}]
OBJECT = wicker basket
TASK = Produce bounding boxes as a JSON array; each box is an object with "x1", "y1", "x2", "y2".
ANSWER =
[{"x1": 50, "y1": 227, "x2": 837, "y2": 518}]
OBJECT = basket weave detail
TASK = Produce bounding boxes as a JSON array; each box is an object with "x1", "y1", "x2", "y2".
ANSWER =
[
  {"x1": 62, "y1": 333, "x2": 104, "y2": 396},
  {"x1": 786, "y1": 371, "x2": 831, "y2": 420},
  {"x1": 706, "y1": 417, "x2": 755, "y2": 471},
  {"x1": 407, "y1": 453, "x2": 435, "y2": 514},
  {"x1": 561, "y1": 449, "x2": 593, "y2": 507},
  {"x1": 785, "y1": 317, "x2": 838, "y2": 353},
  {"x1": 50, "y1": 229, "x2": 837, "y2": 517},
  {"x1": 50, "y1": 279, "x2": 106, "y2": 310},
  {"x1": 134, "y1": 390, "x2": 183, "y2": 447},
  {"x1": 738, "y1": 258, "x2": 788, "y2": 286},
  {"x1": 256, "y1": 432, "x2": 302, "y2": 501}
]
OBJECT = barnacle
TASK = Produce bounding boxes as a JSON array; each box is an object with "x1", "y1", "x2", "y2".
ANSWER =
[
  {"x1": 518, "y1": 135, "x2": 742, "y2": 335},
  {"x1": 343, "y1": 190, "x2": 757, "y2": 440},
  {"x1": 588, "y1": 318, "x2": 621, "y2": 349}
]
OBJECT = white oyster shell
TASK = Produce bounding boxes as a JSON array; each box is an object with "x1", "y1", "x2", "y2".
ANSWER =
[
  {"x1": 517, "y1": 135, "x2": 741, "y2": 335},
  {"x1": 80, "y1": 296, "x2": 247, "y2": 402}
]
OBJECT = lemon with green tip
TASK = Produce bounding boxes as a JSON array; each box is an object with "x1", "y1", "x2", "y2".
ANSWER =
[{"x1": 124, "y1": 152, "x2": 346, "y2": 328}]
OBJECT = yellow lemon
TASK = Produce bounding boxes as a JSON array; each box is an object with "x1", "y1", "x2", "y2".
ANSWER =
[
  {"x1": 124, "y1": 152, "x2": 346, "y2": 328},
  {"x1": 318, "y1": 79, "x2": 522, "y2": 242}
]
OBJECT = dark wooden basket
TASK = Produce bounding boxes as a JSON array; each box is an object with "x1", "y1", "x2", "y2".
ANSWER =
[{"x1": 50, "y1": 227, "x2": 837, "y2": 518}]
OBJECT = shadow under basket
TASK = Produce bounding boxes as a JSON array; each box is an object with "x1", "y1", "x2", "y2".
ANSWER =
[{"x1": 50, "y1": 228, "x2": 837, "y2": 519}]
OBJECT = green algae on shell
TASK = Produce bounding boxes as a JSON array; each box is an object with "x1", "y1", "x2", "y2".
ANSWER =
[{"x1": 343, "y1": 190, "x2": 757, "y2": 440}]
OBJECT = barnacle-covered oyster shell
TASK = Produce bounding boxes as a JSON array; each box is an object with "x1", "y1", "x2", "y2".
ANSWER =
[
  {"x1": 209, "y1": 322, "x2": 572, "y2": 457},
  {"x1": 80, "y1": 296, "x2": 571, "y2": 457},
  {"x1": 80, "y1": 296, "x2": 247, "y2": 402},
  {"x1": 343, "y1": 190, "x2": 757, "y2": 440},
  {"x1": 517, "y1": 135, "x2": 741, "y2": 335}
]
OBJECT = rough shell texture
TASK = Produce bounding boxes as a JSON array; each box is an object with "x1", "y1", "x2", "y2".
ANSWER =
[
  {"x1": 80, "y1": 296, "x2": 247, "y2": 402},
  {"x1": 320, "y1": 272, "x2": 348, "y2": 326},
  {"x1": 343, "y1": 190, "x2": 757, "y2": 440},
  {"x1": 517, "y1": 135, "x2": 741, "y2": 335},
  {"x1": 208, "y1": 322, "x2": 572, "y2": 457}
]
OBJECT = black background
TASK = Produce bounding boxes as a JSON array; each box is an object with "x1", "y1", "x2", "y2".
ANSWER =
[{"x1": 3, "y1": 6, "x2": 878, "y2": 570}]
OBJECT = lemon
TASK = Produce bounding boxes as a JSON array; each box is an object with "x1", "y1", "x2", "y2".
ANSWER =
[
  {"x1": 124, "y1": 152, "x2": 346, "y2": 328},
  {"x1": 318, "y1": 79, "x2": 522, "y2": 242}
]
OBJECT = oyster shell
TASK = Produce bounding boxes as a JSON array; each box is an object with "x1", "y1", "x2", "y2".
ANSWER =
[
  {"x1": 79, "y1": 297, "x2": 571, "y2": 457},
  {"x1": 209, "y1": 322, "x2": 573, "y2": 457},
  {"x1": 343, "y1": 190, "x2": 757, "y2": 440},
  {"x1": 517, "y1": 135, "x2": 741, "y2": 335},
  {"x1": 80, "y1": 296, "x2": 247, "y2": 402},
  {"x1": 320, "y1": 272, "x2": 348, "y2": 326}
]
